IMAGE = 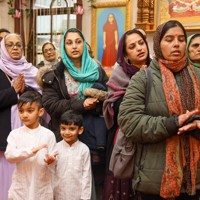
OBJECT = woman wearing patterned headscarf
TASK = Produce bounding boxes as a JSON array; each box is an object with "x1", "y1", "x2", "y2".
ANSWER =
[
  {"x1": 186, "y1": 34, "x2": 200, "y2": 68},
  {"x1": 41, "y1": 28, "x2": 108, "y2": 198},
  {"x1": 0, "y1": 33, "x2": 41, "y2": 200},
  {"x1": 118, "y1": 20, "x2": 200, "y2": 200},
  {"x1": 103, "y1": 28, "x2": 151, "y2": 200}
]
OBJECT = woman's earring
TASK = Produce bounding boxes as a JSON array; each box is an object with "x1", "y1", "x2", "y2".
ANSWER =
[{"x1": 124, "y1": 57, "x2": 131, "y2": 65}]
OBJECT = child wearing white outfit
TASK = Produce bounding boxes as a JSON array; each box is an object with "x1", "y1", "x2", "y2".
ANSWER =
[
  {"x1": 54, "y1": 110, "x2": 92, "y2": 200},
  {"x1": 5, "y1": 91, "x2": 57, "y2": 200}
]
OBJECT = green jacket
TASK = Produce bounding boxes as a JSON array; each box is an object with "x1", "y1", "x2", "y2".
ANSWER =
[{"x1": 118, "y1": 58, "x2": 200, "y2": 195}]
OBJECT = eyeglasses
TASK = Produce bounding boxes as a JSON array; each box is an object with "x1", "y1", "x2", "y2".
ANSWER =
[
  {"x1": 5, "y1": 43, "x2": 22, "y2": 49},
  {"x1": 43, "y1": 48, "x2": 55, "y2": 54}
]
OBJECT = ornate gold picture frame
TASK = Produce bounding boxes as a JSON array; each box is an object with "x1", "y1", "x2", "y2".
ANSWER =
[
  {"x1": 158, "y1": 0, "x2": 200, "y2": 30},
  {"x1": 91, "y1": 0, "x2": 132, "y2": 75}
]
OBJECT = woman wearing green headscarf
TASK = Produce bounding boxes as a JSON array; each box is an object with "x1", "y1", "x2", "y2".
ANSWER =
[
  {"x1": 186, "y1": 34, "x2": 200, "y2": 68},
  {"x1": 40, "y1": 28, "x2": 108, "y2": 198},
  {"x1": 40, "y1": 27, "x2": 108, "y2": 145}
]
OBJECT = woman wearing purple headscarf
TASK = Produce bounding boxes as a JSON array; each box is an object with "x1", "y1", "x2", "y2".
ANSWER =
[
  {"x1": 0, "y1": 33, "x2": 41, "y2": 200},
  {"x1": 103, "y1": 29, "x2": 151, "y2": 200}
]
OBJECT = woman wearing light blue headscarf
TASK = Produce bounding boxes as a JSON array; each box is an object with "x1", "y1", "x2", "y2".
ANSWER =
[
  {"x1": 40, "y1": 28, "x2": 108, "y2": 199},
  {"x1": 41, "y1": 28, "x2": 108, "y2": 141},
  {"x1": 61, "y1": 29, "x2": 100, "y2": 97}
]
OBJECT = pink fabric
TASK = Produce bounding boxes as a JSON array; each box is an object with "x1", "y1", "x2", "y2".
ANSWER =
[{"x1": 0, "y1": 151, "x2": 15, "y2": 200}]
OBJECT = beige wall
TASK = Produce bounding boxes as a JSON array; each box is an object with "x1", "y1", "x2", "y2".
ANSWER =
[
  {"x1": 0, "y1": 0, "x2": 14, "y2": 32},
  {"x1": 82, "y1": 0, "x2": 197, "y2": 57},
  {"x1": 0, "y1": 0, "x2": 197, "y2": 57}
]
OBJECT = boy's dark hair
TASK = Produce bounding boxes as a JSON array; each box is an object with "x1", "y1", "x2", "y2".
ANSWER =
[
  {"x1": 0, "y1": 28, "x2": 10, "y2": 34},
  {"x1": 18, "y1": 91, "x2": 42, "y2": 109},
  {"x1": 60, "y1": 110, "x2": 83, "y2": 127}
]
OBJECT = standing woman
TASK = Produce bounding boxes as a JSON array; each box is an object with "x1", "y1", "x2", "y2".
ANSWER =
[
  {"x1": 41, "y1": 28, "x2": 108, "y2": 198},
  {"x1": 118, "y1": 20, "x2": 200, "y2": 199},
  {"x1": 103, "y1": 29, "x2": 151, "y2": 200},
  {"x1": 102, "y1": 13, "x2": 118, "y2": 68},
  {"x1": 0, "y1": 33, "x2": 41, "y2": 200},
  {"x1": 186, "y1": 34, "x2": 200, "y2": 67}
]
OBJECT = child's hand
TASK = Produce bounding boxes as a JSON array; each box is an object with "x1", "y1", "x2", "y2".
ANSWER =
[
  {"x1": 44, "y1": 151, "x2": 58, "y2": 165},
  {"x1": 32, "y1": 144, "x2": 47, "y2": 154}
]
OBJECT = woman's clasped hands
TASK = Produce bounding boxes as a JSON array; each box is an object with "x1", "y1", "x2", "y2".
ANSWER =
[
  {"x1": 13, "y1": 73, "x2": 25, "y2": 94},
  {"x1": 177, "y1": 109, "x2": 200, "y2": 134}
]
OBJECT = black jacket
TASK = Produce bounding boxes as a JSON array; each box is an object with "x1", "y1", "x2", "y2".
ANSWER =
[
  {"x1": 0, "y1": 70, "x2": 18, "y2": 151},
  {"x1": 41, "y1": 60, "x2": 108, "y2": 141}
]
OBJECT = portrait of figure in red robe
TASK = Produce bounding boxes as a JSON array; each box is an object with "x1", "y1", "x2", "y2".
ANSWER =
[{"x1": 101, "y1": 13, "x2": 118, "y2": 68}]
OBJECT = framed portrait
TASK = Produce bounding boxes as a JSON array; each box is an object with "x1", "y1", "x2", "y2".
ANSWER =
[
  {"x1": 157, "y1": 0, "x2": 200, "y2": 30},
  {"x1": 91, "y1": 0, "x2": 132, "y2": 76}
]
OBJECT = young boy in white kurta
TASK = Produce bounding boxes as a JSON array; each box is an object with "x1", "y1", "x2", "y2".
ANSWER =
[
  {"x1": 54, "y1": 110, "x2": 92, "y2": 200},
  {"x1": 5, "y1": 91, "x2": 58, "y2": 200}
]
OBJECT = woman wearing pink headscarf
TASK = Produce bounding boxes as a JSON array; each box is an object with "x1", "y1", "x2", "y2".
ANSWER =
[{"x1": 0, "y1": 33, "x2": 41, "y2": 200}]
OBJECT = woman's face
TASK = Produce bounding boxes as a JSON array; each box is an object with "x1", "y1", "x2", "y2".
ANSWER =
[
  {"x1": 64, "y1": 32, "x2": 84, "y2": 61},
  {"x1": 188, "y1": 36, "x2": 200, "y2": 63},
  {"x1": 160, "y1": 26, "x2": 186, "y2": 61},
  {"x1": 43, "y1": 43, "x2": 56, "y2": 62},
  {"x1": 125, "y1": 33, "x2": 148, "y2": 67},
  {"x1": 108, "y1": 14, "x2": 114, "y2": 23},
  {"x1": 5, "y1": 34, "x2": 23, "y2": 60}
]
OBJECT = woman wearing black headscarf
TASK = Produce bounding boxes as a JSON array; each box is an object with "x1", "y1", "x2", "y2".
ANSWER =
[{"x1": 103, "y1": 29, "x2": 151, "y2": 200}]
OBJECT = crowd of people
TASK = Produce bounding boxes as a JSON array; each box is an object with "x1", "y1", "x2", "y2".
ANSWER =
[{"x1": 0, "y1": 19, "x2": 200, "y2": 200}]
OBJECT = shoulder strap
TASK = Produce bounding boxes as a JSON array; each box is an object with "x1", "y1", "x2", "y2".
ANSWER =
[
  {"x1": 145, "y1": 67, "x2": 153, "y2": 109},
  {"x1": 133, "y1": 67, "x2": 153, "y2": 191}
]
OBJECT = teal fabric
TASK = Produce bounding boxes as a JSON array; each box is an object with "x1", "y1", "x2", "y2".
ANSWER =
[
  {"x1": 186, "y1": 34, "x2": 200, "y2": 68},
  {"x1": 61, "y1": 28, "x2": 99, "y2": 98}
]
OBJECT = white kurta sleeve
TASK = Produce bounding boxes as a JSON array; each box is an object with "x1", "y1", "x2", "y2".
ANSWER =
[
  {"x1": 81, "y1": 148, "x2": 92, "y2": 200},
  {"x1": 45, "y1": 132, "x2": 57, "y2": 172},
  {"x1": 5, "y1": 131, "x2": 34, "y2": 163}
]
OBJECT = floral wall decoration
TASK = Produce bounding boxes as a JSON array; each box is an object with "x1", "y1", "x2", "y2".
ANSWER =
[{"x1": 8, "y1": 0, "x2": 31, "y2": 18}]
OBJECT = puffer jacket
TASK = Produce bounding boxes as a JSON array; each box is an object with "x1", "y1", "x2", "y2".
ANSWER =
[
  {"x1": 118, "y1": 58, "x2": 200, "y2": 195},
  {"x1": 40, "y1": 60, "x2": 108, "y2": 141}
]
